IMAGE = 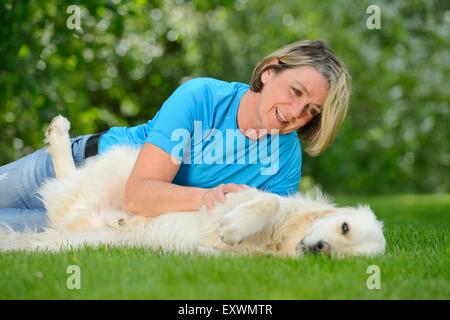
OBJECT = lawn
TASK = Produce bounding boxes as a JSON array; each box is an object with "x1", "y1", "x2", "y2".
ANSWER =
[{"x1": 0, "y1": 194, "x2": 449, "y2": 299}]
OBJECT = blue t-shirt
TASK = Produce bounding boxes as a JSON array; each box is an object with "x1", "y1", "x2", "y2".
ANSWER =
[{"x1": 99, "y1": 77, "x2": 302, "y2": 195}]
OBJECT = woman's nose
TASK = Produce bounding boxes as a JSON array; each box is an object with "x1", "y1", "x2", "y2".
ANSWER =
[{"x1": 289, "y1": 101, "x2": 305, "y2": 119}]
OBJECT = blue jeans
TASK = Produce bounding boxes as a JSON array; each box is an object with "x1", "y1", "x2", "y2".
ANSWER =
[{"x1": 0, "y1": 134, "x2": 95, "y2": 231}]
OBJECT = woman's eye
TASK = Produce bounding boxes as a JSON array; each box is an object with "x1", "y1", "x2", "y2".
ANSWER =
[
  {"x1": 342, "y1": 222, "x2": 349, "y2": 235},
  {"x1": 307, "y1": 105, "x2": 321, "y2": 117},
  {"x1": 292, "y1": 87, "x2": 302, "y2": 96}
]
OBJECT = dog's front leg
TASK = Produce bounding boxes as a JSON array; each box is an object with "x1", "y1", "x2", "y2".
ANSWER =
[{"x1": 218, "y1": 190, "x2": 279, "y2": 245}]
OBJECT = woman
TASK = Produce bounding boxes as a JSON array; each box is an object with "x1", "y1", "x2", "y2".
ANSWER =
[{"x1": 0, "y1": 40, "x2": 351, "y2": 230}]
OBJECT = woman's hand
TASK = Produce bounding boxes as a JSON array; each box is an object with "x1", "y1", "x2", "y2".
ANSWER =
[
  {"x1": 125, "y1": 144, "x2": 251, "y2": 217},
  {"x1": 200, "y1": 184, "x2": 249, "y2": 210}
]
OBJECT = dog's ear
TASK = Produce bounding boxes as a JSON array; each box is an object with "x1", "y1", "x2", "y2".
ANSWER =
[{"x1": 273, "y1": 207, "x2": 335, "y2": 241}]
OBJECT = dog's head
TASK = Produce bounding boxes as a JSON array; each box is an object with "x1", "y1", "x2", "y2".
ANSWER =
[{"x1": 297, "y1": 205, "x2": 385, "y2": 258}]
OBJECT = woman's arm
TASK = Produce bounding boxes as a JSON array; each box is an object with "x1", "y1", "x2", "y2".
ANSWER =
[{"x1": 123, "y1": 143, "x2": 246, "y2": 217}]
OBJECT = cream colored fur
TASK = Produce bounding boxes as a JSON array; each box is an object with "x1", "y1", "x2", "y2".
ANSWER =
[{"x1": 0, "y1": 116, "x2": 386, "y2": 257}]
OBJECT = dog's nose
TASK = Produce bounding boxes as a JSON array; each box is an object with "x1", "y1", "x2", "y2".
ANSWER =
[{"x1": 310, "y1": 240, "x2": 331, "y2": 254}]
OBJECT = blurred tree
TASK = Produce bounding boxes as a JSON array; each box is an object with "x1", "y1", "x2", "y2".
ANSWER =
[{"x1": 0, "y1": 0, "x2": 448, "y2": 194}]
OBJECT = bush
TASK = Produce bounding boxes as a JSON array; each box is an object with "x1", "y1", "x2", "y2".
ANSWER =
[{"x1": 1, "y1": 0, "x2": 448, "y2": 194}]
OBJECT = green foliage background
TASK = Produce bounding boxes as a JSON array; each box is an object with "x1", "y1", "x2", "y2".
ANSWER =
[{"x1": 0, "y1": 0, "x2": 449, "y2": 194}]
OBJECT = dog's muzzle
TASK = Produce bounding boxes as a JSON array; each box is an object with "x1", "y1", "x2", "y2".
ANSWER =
[{"x1": 297, "y1": 240, "x2": 331, "y2": 255}]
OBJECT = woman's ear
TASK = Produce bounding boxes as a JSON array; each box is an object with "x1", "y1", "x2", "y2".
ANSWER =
[{"x1": 261, "y1": 58, "x2": 280, "y2": 84}]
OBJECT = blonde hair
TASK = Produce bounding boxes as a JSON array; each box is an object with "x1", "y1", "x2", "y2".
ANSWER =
[{"x1": 250, "y1": 40, "x2": 351, "y2": 156}]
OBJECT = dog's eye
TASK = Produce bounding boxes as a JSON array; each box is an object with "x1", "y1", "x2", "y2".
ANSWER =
[{"x1": 341, "y1": 222, "x2": 349, "y2": 235}]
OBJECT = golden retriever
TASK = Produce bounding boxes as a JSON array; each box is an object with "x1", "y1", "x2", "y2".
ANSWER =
[{"x1": 0, "y1": 116, "x2": 386, "y2": 257}]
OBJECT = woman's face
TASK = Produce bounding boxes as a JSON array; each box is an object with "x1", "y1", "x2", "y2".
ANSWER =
[{"x1": 257, "y1": 64, "x2": 330, "y2": 134}]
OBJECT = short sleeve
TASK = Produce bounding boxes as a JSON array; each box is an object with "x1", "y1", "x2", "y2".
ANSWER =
[
  {"x1": 264, "y1": 138, "x2": 302, "y2": 196},
  {"x1": 145, "y1": 79, "x2": 206, "y2": 162}
]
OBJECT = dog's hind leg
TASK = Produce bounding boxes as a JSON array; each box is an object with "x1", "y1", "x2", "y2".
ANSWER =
[{"x1": 45, "y1": 115, "x2": 77, "y2": 179}]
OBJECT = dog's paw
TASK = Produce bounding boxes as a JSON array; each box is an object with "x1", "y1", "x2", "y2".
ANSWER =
[
  {"x1": 45, "y1": 115, "x2": 71, "y2": 144},
  {"x1": 218, "y1": 193, "x2": 279, "y2": 246},
  {"x1": 218, "y1": 217, "x2": 245, "y2": 245}
]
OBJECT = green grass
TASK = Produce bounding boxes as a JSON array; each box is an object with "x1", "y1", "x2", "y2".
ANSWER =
[{"x1": 0, "y1": 194, "x2": 449, "y2": 299}]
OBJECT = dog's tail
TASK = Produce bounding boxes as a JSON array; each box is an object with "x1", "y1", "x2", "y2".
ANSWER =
[
  {"x1": 0, "y1": 223, "x2": 123, "y2": 251},
  {"x1": 0, "y1": 223, "x2": 65, "y2": 251},
  {"x1": 45, "y1": 115, "x2": 77, "y2": 179}
]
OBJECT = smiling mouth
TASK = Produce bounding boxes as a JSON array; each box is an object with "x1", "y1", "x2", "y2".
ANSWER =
[{"x1": 276, "y1": 107, "x2": 288, "y2": 124}]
